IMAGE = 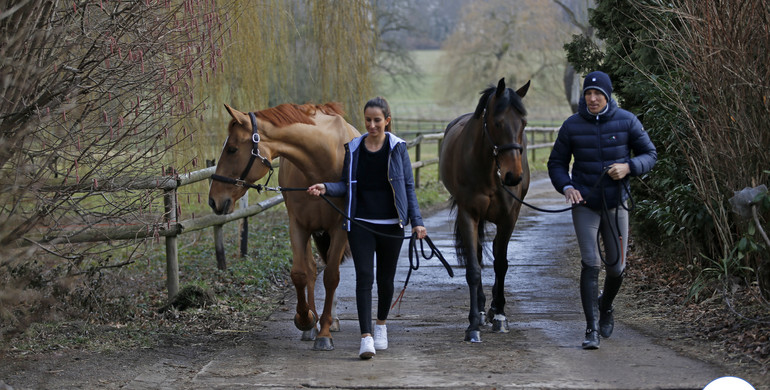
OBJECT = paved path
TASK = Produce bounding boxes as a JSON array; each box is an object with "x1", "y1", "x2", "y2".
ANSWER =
[{"x1": 123, "y1": 176, "x2": 729, "y2": 389}]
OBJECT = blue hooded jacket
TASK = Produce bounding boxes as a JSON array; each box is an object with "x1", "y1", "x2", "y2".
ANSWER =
[
  {"x1": 548, "y1": 92, "x2": 657, "y2": 210},
  {"x1": 324, "y1": 133, "x2": 424, "y2": 231}
]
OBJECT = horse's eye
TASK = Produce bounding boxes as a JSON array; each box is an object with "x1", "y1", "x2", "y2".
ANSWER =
[{"x1": 226, "y1": 146, "x2": 237, "y2": 154}]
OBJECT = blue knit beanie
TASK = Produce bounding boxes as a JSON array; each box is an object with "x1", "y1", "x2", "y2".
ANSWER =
[{"x1": 583, "y1": 71, "x2": 612, "y2": 101}]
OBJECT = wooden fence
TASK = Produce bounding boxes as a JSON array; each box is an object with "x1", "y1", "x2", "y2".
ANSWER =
[
  {"x1": 27, "y1": 127, "x2": 557, "y2": 299},
  {"x1": 404, "y1": 126, "x2": 558, "y2": 187}
]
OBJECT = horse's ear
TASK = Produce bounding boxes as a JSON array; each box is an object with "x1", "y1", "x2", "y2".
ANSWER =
[
  {"x1": 516, "y1": 80, "x2": 531, "y2": 98},
  {"x1": 224, "y1": 103, "x2": 247, "y2": 126},
  {"x1": 495, "y1": 78, "x2": 506, "y2": 98}
]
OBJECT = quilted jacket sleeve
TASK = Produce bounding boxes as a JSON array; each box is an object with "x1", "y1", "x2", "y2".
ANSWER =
[
  {"x1": 627, "y1": 117, "x2": 657, "y2": 176},
  {"x1": 547, "y1": 124, "x2": 573, "y2": 195}
]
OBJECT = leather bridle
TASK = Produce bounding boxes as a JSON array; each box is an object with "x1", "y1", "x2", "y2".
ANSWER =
[
  {"x1": 210, "y1": 112, "x2": 274, "y2": 192},
  {"x1": 481, "y1": 107, "x2": 524, "y2": 183}
]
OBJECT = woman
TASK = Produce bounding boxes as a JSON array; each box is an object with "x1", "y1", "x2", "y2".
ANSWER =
[
  {"x1": 547, "y1": 71, "x2": 657, "y2": 350},
  {"x1": 307, "y1": 97, "x2": 427, "y2": 359}
]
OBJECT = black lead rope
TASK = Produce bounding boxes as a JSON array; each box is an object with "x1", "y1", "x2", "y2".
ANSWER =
[
  {"x1": 209, "y1": 174, "x2": 265, "y2": 191},
  {"x1": 392, "y1": 232, "x2": 453, "y2": 312},
  {"x1": 273, "y1": 186, "x2": 454, "y2": 309},
  {"x1": 501, "y1": 185, "x2": 579, "y2": 213},
  {"x1": 597, "y1": 179, "x2": 634, "y2": 268},
  {"x1": 500, "y1": 168, "x2": 634, "y2": 267},
  {"x1": 499, "y1": 168, "x2": 613, "y2": 214}
]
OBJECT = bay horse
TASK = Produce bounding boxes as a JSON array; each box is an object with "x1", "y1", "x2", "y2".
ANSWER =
[
  {"x1": 208, "y1": 102, "x2": 358, "y2": 350},
  {"x1": 439, "y1": 78, "x2": 530, "y2": 343}
]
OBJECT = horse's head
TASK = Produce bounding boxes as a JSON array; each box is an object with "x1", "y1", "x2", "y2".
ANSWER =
[
  {"x1": 208, "y1": 104, "x2": 274, "y2": 215},
  {"x1": 474, "y1": 78, "x2": 530, "y2": 187}
]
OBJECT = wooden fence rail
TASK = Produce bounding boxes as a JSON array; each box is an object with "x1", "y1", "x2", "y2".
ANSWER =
[{"x1": 24, "y1": 127, "x2": 558, "y2": 300}]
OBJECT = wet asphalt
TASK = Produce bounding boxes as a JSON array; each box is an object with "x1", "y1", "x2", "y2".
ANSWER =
[{"x1": 124, "y1": 176, "x2": 729, "y2": 389}]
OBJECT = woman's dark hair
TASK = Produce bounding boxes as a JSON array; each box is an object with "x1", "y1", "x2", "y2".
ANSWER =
[{"x1": 364, "y1": 96, "x2": 392, "y2": 132}]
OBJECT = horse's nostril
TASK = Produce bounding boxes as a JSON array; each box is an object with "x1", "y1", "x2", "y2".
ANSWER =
[
  {"x1": 504, "y1": 172, "x2": 521, "y2": 187},
  {"x1": 208, "y1": 198, "x2": 217, "y2": 212}
]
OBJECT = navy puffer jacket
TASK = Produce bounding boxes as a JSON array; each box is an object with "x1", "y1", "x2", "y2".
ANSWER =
[{"x1": 548, "y1": 97, "x2": 657, "y2": 210}]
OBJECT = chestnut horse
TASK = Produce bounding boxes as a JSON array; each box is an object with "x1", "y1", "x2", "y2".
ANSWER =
[
  {"x1": 439, "y1": 78, "x2": 530, "y2": 343},
  {"x1": 208, "y1": 102, "x2": 358, "y2": 350}
]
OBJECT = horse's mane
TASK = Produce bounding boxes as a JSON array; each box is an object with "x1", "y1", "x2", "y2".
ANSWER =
[
  {"x1": 472, "y1": 86, "x2": 527, "y2": 119},
  {"x1": 255, "y1": 102, "x2": 345, "y2": 128}
]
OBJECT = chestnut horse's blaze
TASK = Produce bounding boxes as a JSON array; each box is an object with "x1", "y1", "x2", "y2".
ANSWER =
[
  {"x1": 208, "y1": 102, "x2": 358, "y2": 350},
  {"x1": 439, "y1": 78, "x2": 530, "y2": 343}
]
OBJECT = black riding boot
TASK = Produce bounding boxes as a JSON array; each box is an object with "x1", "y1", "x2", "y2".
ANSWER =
[
  {"x1": 580, "y1": 266, "x2": 601, "y2": 349},
  {"x1": 598, "y1": 273, "x2": 623, "y2": 338}
]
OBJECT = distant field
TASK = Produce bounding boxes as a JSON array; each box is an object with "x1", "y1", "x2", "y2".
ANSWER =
[{"x1": 380, "y1": 50, "x2": 572, "y2": 128}]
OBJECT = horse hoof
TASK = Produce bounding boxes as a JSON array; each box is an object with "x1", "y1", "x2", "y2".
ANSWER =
[
  {"x1": 294, "y1": 310, "x2": 318, "y2": 331},
  {"x1": 464, "y1": 330, "x2": 482, "y2": 343},
  {"x1": 491, "y1": 315, "x2": 510, "y2": 333},
  {"x1": 301, "y1": 327, "x2": 318, "y2": 341},
  {"x1": 329, "y1": 318, "x2": 341, "y2": 332},
  {"x1": 312, "y1": 337, "x2": 334, "y2": 351}
]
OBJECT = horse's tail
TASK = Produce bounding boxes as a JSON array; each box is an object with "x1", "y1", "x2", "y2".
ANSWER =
[
  {"x1": 311, "y1": 230, "x2": 351, "y2": 265},
  {"x1": 450, "y1": 198, "x2": 486, "y2": 269}
]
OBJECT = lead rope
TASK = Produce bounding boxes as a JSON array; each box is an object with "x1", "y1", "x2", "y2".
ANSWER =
[
  {"x1": 272, "y1": 186, "x2": 454, "y2": 311},
  {"x1": 501, "y1": 168, "x2": 633, "y2": 267},
  {"x1": 391, "y1": 233, "x2": 453, "y2": 313}
]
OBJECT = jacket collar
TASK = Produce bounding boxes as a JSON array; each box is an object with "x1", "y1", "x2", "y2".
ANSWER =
[
  {"x1": 578, "y1": 97, "x2": 618, "y2": 122},
  {"x1": 348, "y1": 132, "x2": 405, "y2": 153}
]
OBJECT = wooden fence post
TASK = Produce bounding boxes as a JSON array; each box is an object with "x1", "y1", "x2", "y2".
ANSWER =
[
  {"x1": 529, "y1": 131, "x2": 536, "y2": 164},
  {"x1": 415, "y1": 141, "x2": 421, "y2": 188},
  {"x1": 239, "y1": 194, "x2": 248, "y2": 257},
  {"x1": 163, "y1": 169, "x2": 179, "y2": 300},
  {"x1": 437, "y1": 138, "x2": 442, "y2": 183},
  {"x1": 206, "y1": 159, "x2": 227, "y2": 270},
  {"x1": 214, "y1": 225, "x2": 226, "y2": 270}
]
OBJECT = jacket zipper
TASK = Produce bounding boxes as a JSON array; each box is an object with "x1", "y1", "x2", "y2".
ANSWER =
[{"x1": 387, "y1": 142, "x2": 403, "y2": 228}]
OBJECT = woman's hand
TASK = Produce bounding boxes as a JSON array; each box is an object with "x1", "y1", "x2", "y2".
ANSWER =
[
  {"x1": 607, "y1": 163, "x2": 630, "y2": 180},
  {"x1": 307, "y1": 183, "x2": 326, "y2": 196},
  {"x1": 412, "y1": 225, "x2": 427, "y2": 240},
  {"x1": 565, "y1": 187, "x2": 584, "y2": 205}
]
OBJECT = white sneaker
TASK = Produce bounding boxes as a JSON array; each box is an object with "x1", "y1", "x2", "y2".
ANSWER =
[
  {"x1": 359, "y1": 336, "x2": 375, "y2": 359},
  {"x1": 373, "y1": 324, "x2": 388, "y2": 350}
]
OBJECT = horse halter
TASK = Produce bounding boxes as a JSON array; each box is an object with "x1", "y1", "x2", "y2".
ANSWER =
[
  {"x1": 481, "y1": 108, "x2": 523, "y2": 157},
  {"x1": 210, "y1": 112, "x2": 274, "y2": 192},
  {"x1": 481, "y1": 108, "x2": 524, "y2": 184}
]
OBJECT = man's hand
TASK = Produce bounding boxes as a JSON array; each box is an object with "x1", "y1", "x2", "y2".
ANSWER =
[
  {"x1": 607, "y1": 163, "x2": 630, "y2": 180},
  {"x1": 565, "y1": 187, "x2": 584, "y2": 204}
]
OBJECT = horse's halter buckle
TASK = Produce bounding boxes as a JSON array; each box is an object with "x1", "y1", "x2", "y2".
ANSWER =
[{"x1": 247, "y1": 112, "x2": 272, "y2": 169}]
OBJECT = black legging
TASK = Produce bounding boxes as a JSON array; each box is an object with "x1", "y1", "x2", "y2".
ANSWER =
[{"x1": 347, "y1": 221, "x2": 405, "y2": 335}]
